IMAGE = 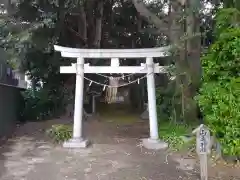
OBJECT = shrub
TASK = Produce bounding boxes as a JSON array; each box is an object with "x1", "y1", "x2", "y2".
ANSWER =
[
  {"x1": 22, "y1": 88, "x2": 52, "y2": 120},
  {"x1": 197, "y1": 79, "x2": 240, "y2": 156},
  {"x1": 196, "y1": 8, "x2": 240, "y2": 156},
  {"x1": 21, "y1": 87, "x2": 65, "y2": 121},
  {"x1": 159, "y1": 122, "x2": 193, "y2": 151},
  {"x1": 46, "y1": 124, "x2": 72, "y2": 143}
]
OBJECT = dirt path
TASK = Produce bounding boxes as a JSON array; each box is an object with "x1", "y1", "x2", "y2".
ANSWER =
[
  {"x1": 0, "y1": 117, "x2": 239, "y2": 180},
  {"x1": 0, "y1": 117, "x2": 197, "y2": 180}
]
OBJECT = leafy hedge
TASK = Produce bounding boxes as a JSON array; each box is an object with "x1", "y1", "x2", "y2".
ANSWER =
[{"x1": 196, "y1": 9, "x2": 240, "y2": 156}]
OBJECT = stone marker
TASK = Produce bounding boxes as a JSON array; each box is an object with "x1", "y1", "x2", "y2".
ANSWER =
[{"x1": 193, "y1": 124, "x2": 210, "y2": 180}]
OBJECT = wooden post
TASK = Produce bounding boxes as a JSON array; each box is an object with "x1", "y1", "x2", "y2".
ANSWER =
[
  {"x1": 92, "y1": 95, "x2": 96, "y2": 114},
  {"x1": 193, "y1": 124, "x2": 210, "y2": 180}
]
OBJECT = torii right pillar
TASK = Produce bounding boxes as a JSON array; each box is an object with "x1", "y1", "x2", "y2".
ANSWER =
[{"x1": 142, "y1": 57, "x2": 168, "y2": 150}]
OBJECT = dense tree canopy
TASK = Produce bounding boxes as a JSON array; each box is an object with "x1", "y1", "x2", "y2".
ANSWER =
[{"x1": 0, "y1": 0, "x2": 229, "y2": 117}]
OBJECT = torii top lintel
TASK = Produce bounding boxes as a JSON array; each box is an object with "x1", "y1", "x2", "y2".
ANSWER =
[{"x1": 54, "y1": 45, "x2": 170, "y2": 59}]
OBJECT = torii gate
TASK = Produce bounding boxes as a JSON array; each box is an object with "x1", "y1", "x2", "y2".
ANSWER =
[{"x1": 54, "y1": 45, "x2": 169, "y2": 150}]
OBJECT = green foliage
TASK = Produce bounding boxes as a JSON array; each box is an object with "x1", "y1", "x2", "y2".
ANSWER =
[
  {"x1": 22, "y1": 88, "x2": 65, "y2": 121},
  {"x1": 196, "y1": 8, "x2": 240, "y2": 156},
  {"x1": 46, "y1": 124, "x2": 72, "y2": 143},
  {"x1": 159, "y1": 122, "x2": 192, "y2": 151},
  {"x1": 156, "y1": 82, "x2": 181, "y2": 123},
  {"x1": 197, "y1": 79, "x2": 240, "y2": 156},
  {"x1": 0, "y1": 0, "x2": 163, "y2": 116},
  {"x1": 156, "y1": 80, "x2": 197, "y2": 124},
  {"x1": 214, "y1": 8, "x2": 240, "y2": 38}
]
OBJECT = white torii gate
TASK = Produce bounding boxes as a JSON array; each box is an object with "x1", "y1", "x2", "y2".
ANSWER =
[{"x1": 54, "y1": 45, "x2": 169, "y2": 150}]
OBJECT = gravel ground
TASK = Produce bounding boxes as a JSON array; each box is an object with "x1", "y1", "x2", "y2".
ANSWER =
[{"x1": 0, "y1": 117, "x2": 239, "y2": 180}]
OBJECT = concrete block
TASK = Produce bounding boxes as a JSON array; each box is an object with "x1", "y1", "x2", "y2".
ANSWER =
[
  {"x1": 142, "y1": 138, "x2": 168, "y2": 150},
  {"x1": 63, "y1": 138, "x2": 90, "y2": 148}
]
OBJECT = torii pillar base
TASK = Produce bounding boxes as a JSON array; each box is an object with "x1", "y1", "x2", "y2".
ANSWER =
[
  {"x1": 142, "y1": 138, "x2": 168, "y2": 150},
  {"x1": 63, "y1": 138, "x2": 90, "y2": 148}
]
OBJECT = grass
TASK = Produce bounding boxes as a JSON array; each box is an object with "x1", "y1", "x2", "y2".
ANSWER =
[{"x1": 159, "y1": 122, "x2": 194, "y2": 151}]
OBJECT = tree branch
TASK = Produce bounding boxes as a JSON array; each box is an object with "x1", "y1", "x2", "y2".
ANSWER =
[
  {"x1": 131, "y1": 0, "x2": 168, "y2": 28},
  {"x1": 65, "y1": 21, "x2": 87, "y2": 44},
  {"x1": 131, "y1": 0, "x2": 185, "y2": 34}
]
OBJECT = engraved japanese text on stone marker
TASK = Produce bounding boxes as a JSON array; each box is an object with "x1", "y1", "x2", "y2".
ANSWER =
[{"x1": 193, "y1": 124, "x2": 210, "y2": 180}]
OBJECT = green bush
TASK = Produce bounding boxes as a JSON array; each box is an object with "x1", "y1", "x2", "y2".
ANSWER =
[
  {"x1": 197, "y1": 79, "x2": 240, "y2": 156},
  {"x1": 46, "y1": 124, "x2": 72, "y2": 143},
  {"x1": 196, "y1": 8, "x2": 240, "y2": 156},
  {"x1": 159, "y1": 122, "x2": 192, "y2": 151},
  {"x1": 21, "y1": 87, "x2": 65, "y2": 121},
  {"x1": 22, "y1": 88, "x2": 53, "y2": 120}
]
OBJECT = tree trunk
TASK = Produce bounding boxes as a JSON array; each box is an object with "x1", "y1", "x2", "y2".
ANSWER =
[
  {"x1": 171, "y1": 0, "x2": 201, "y2": 122},
  {"x1": 93, "y1": 1, "x2": 104, "y2": 48},
  {"x1": 186, "y1": 0, "x2": 202, "y2": 93},
  {"x1": 78, "y1": 6, "x2": 87, "y2": 46},
  {"x1": 183, "y1": 0, "x2": 201, "y2": 122}
]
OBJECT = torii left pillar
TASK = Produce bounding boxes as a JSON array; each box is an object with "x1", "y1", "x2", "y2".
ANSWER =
[{"x1": 63, "y1": 57, "x2": 90, "y2": 148}]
